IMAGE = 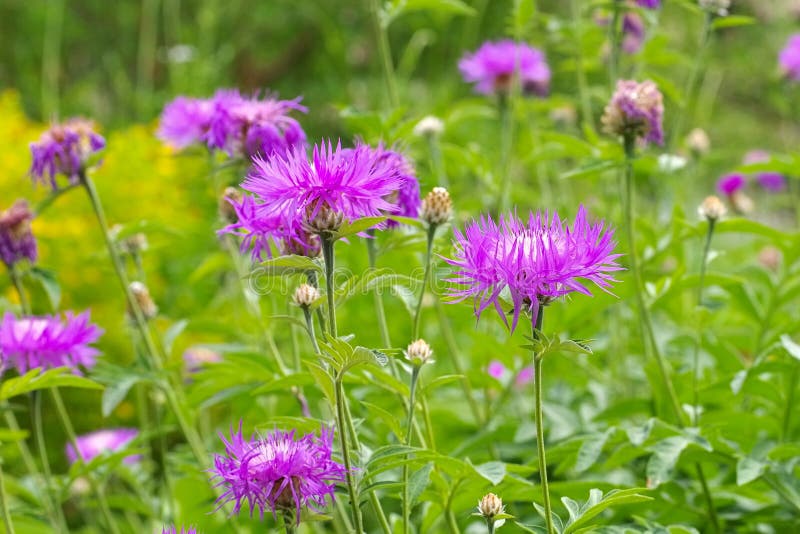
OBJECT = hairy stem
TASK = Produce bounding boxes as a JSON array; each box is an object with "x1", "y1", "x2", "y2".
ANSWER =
[
  {"x1": 403, "y1": 366, "x2": 421, "y2": 534},
  {"x1": 334, "y1": 378, "x2": 364, "y2": 533},
  {"x1": 692, "y1": 218, "x2": 716, "y2": 425},
  {"x1": 321, "y1": 234, "x2": 338, "y2": 338},
  {"x1": 531, "y1": 306, "x2": 554, "y2": 534}
]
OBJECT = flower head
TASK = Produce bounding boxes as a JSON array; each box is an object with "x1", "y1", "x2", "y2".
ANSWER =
[
  {"x1": 421, "y1": 187, "x2": 453, "y2": 226},
  {"x1": 29, "y1": 118, "x2": 105, "y2": 189},
  {"x1": 698, "y1": 195, "x2": 726, "y2": 221},
  {"x1": 0, "y1": 200, "x2": 37, "y2": 268},
  {"x1": 241, "y1": 140, "x2": 405, "y2": 235},
  {"x1": 780, "y1": 34, "x2": 800, "y2": 81},
  {"x1": 211, "y1": 424, "x2": 347, "y2": 522},
  {"x1": 602, "y1": 80, "x2": 664, "y2": 145},
  {"x1": 405, "y1": 339, "x2": 433, "y2": 366},
  {"x1": 293, "y1": 284, "x2": 320, "y2": 308},
  {"x1": 157, "y1": 96, "x2": 215, "y2": 149},
  {"x1": 459, "y1": 40, "x2": 551, "y2": 96},
  {"x1": 0, "y1": 311, "x2": 103, "y2": 374},
  {"x1": 686, "y1": 128, "x2": 711, "y2": 156},
  {"x1": 477, "y1": 493, "x2": 505, "y2": 519},
  {"x1": 161, "y1": 526, "x2": 198, "y2": 534},
  {"x1": 65, "y1": 428, "x2": 139, "y2": 464},
  {"x1": 716, "y1": 173, "x2": 745, "y2": 196},
  {"x1": 413, "y1": 116, "x2": 444, "y2": 137},
  {"x1": 444, "y1": 206, "x2": 622, "y2": 331},
  {"x1": 743, "y1": 151, "x2": 787, "y2": 192},
  {"x1": 487, "y1": 360, "x2": 506, "y2": 379}
]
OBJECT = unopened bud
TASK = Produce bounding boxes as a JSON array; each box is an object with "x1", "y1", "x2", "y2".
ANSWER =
[
  {"x1": 421, "y1": 187, "x2": 452, "y2": 226},
  {"x1": 293, "y1": 284, "x2": 320, "y2": 307},
  {"x1": 120, "y1": 233, "x2": 148, "y2": 255},
  {"x1": 413, "y1": 116, "x2": 444, "y2": 137},
  {"x1": 128, "y1": 281, "x2": 158, "y2": 320},
  {"x1": 698, "y1": 195, "x2": 726, "y2": 221},
  {"x1": 220, "y1": 187, "x2": 243, "y2": 223},
  {"x1": 477, "y1": 493, "x2": 504, "y2": 519},
  {"x1": 731, "y1": 191, "x2": 754, "y2": 215},
  {"x1": 686, "y1": 128, "x2": 710, "y2": 156},
  {"x1": 406, "y1": 339, "x2": 433, "y2": 366}
]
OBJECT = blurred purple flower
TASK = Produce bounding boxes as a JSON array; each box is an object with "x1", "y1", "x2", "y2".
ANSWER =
[
  {"x1": 65, "y1": 428, "x2": 139, "y2": 464},
  {"x1": 459, "y1": 40, "x2": 551, "y2": 96},
  {"x1": 241, "y1": 140, "x2": 404, "y2": 234},
  {"x1": 29, "y1": 119, "x2": 105, "y2": 189},
  {"x1": 0, "y1": 312, "x2": 103, "y2": 374},
  {"x1": 779, "y1": 34, "x2": 800, "y2": 81},
  {"x1": 487, "y1": 360, "x2": 506, "y2": 379},
  {"x1": 636, "y1": 0, "x2": 660, "y2": 8},
  {"x1": 183, "y1": 346, "x2": 222, "y2": 374},
  {"x1": 743, "y1": 151, "x2": 787, "y2": 192},
  {"x1": 716, "y1": 173, "x2": 746, "y2": 196},
  {"x1": 515, "y1": 367, "x2": 535, "y2": 387},
  {"x1": 157, "y1": 96, "x2": 215, "y2": 149},
  {"x1": 0, "y1": 200, "x2": 37, "y2": 269},
  {"x1": 162, "y1": 527, "x2": 198, "y2": 534},
  {"x1": 622, "y1": 13, "x2": 645, "y2": 54},
  {"x1": 211, "y1": 424, "x2": 347, "y2": 522},
  {"x1": 602, "y1": 80, "x2": 664, "y2": 146},
  {"x1": 444, "y1": 206, "x2": 622, "y2": 332}
]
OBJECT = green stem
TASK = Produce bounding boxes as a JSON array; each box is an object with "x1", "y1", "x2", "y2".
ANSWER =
[
  {"x1": 8, "y1": 268, "x2": 30, "y2": 315},
  {"x1": 782, "y1": 364, "x2": 799, "y2": 442},
  {"x1": 34, "y1": 183, "x2": 81, "y2": 216},
  {"x1": 608, "y1": 0, "x2": 622, "y2": 87},
  {"x1": 368, "y1": 0, "x2": 399, "y2": 107},
  {"x1": 694, "y1": 464, "x2": 720, "y2": 533},
  {"x1": 283, "y1": 512, "x2": 296, "y2": 534},
  {"x1": 692, "y1": 219, "x2": 716, "y2": 425},
  {"x1": 412, "y1": 225, "x2": 436, "y2": 340},
  {"x1": 486, "y1": 517, "x2": 496, "y2": 534},
  {"x1": 366, "y1": 235, "x2": 392, "y2": 349},
  {"x1": 0, "y1": 459, "x2": 15, "y2": 534},
  {"x1": 51, "y1": 388, "x2": 120, "y2": 534},
  {"x1": 621, "y1": 137, "x2": 685, "y2": 426},
  {"x1": 334, "y1": 377, "x2": 364, "y2": 533},
  {"x1": 135, "y1": 0, "x2": 159, "y2": 119},
  {"x1": 571, "y1": 0, "x2": 593, "y2": 131},
  {"x1": 306, "y1": 270, "x2": 328, "y2": 335},
  {"x1": 302, "y1": 306, "x2": 322, "y2": 355},
  {"x1": 31, "y1": 393, "x2": 69, "y2": 531},
  {"x1": 426, "y1": 135, "x2": 449, "y2": 188},
  {"x1": 497, "y1": 94, "x2": 514, "y2": 212},
  {"x1": 321, "y1": 234, "x2": 338, "y2": 338},
  {"x1": 531, "y1": 306, "x2": 554, "y2": 534},
  {"x1": 403, "y1": 366, "x2": 421, "y2": 534}
]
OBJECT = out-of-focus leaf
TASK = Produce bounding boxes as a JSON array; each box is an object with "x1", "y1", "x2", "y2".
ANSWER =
[
  {"x1": 0, "y1": 368, "x2": 103, "y2": 401},
  {"x1": 736, "y1": 457, "x2": 767, "y2": 486}
]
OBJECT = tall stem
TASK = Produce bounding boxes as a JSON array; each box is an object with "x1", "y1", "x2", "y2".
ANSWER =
[
  {"x1": 31, "y1": 393, "x2": 69, "y2": 531},
  {"x1": 334, "y1": 378, "x2": 364, "y2": 533},
  {"x1": 412, "y1": 225, "x2": 436, "y2": 340},
  {"x1": 402, "y1": 366, "x2": 421, "y2": 534},
  {"x1": 8, "y1": 269, "x2": 29, "y2": 314},
  {"x1": 497, "y1": 94, "x2": 514, "y2": 212},
  {"x1": 607, "y1": 0, "x2": 622, "y2": 87},
  {"x1": 694, "y1": 464, "x2": 720, "y2": 533},
  {"x1": 366, "y1": 235, "x2": 392, "y2": 349},
  {"x1": 782, "y1": 364, "x2": 799, "y2": 442},
  {"x1": 692, "y1": 219, "x2": 716, "y2": 425},
  {"x1": 321, "y1": 235, "x2": 338, "y2": 338},
  {"x1": 0, "y1": 460, "x2": 15, "y2": 534},
  {"x1": 426, "y1": 135, "x2": 449, "y2": 188},
  {"x1": 571, "y1": 0, "x2": 593, "y2": 131},
  {"x1": 368, "y1": 0, "x2": 399, "y2": 107},
  {"x1": 486, "y1": 517, "x2": 496, "y2": 534},
  {"x1": 51, "y1": 388, "x2": 120, "y2": 534},
  {"x1": 531, "y1": 306, "x2": 554, "y2": 534},
  {"x1": 621, "y1": 137, "x2": 684, "y2": 425}
]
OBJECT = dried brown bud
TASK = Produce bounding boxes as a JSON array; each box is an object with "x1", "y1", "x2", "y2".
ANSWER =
[
  {"x1": 220, "y1": 187, "x2": 243, "y2": 223},
  {"x1": 477, "y1": 493, "x2": 505, "y2": 519},
  {"x1": 421, "y1": 187, "x2": 452, "y2": 226},
  {"x1": 698, "y1": 195, "x2": 726, "y2": 221},
  {"x1": 293, "y1": 283, "x2": 320, "y2": 307},
  {"x1": 129, "y1": 281, "x2": 158, "y2": 320},
  {"x1": 406, "y1": 339, "x2": 433, "y2": 366}
]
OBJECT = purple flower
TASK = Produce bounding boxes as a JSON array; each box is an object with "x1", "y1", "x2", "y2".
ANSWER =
[
  {"x1": 158, "y1": 90, "x2": 306, "y2": 159},
  {"x1": 459, "y1": 40, "x2": 551, "y2": 96},
  {"x1": 183, "y1": 346, "x2": 222, "y2": 374},
  {"x1": 779, "y1": 34, "x2": 800, "y2": 82},
  {"x1": 29, "y1": 119, "x2": 105, "y2": 190},
  {"x1": 65, "y1": 428, "x2": 139, "y2": 464},
  {"x1": 487, "y1": 360, "x2": 506, "y2": 379},
  {"x1": 515, "y1": 367, "x2": 535, "y2": 387},
  {"x1": 241, "y1": 140, "x2": 405, "y2": 234},
  {"x1": 162, "y1": 527, "x2": 198, "y2": 534},
  {"x1": 622, "y1": 13, "x2": 645, "y2": 54},
  {"x1": 716, "y1": 173, "x2": 746, "y2": 196},
  {"x1": 444, "y1": 206, "x2": 622, "y2": 331},
  {"x1": 0, "y1": 312, "x2": 103, "y2": 374},
  {"x1": 743, "y1": 151, "x2": 787, "y2": 192},
  {"x1": 0, "y1": 200, "x2": 37, "y2": 268},
  {"x1": 601, "y1": 80, "x2": 664, "y2": 146},
  {"x1": 211, "y1": 424, "x2": 347, "y2": 522},
  {"x1": 636, "y1": 0, "x2": 660, "y2": 8}
]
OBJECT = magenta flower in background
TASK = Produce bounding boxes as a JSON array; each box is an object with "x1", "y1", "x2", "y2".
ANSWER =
[
  {"x1": 601, "y1": 80, "x2": 664, "y2": 145},
  {"x1": 716, "y1": 173, "x2": 746, "y2": 196},
  {"x1": 779, "y1": 34, "x2": 800, "y2": 81},
  {"x1": 241, "y1": 140, "x2": 405, "y2": 234},
  {"x1": 622, "y1": 13, "x2": 646, "y2": 54},
  {"x1": 636, "y1": 0, "x2": 660, "y2": 8},
  {"x1": 459, "y1": 40, "x2": 551, "y2": 96},
  {"x1": 162, "y1": 527, "x2": 198, "y2": 534},
  {"x1": 157, "y1": 96, "x2": 215, "y2": 149},
  {"x1": 65, "y1": 428, "x2": 139, "y2": 464},
  {"x1": 487, "y1": 360, "x2": 506, "y2": 379},
  {"x1": 515, "y1": 367, "x2": 535, "y2": 387},
  {"x1": 0, "y1": 200, "x2": 37, "y2": 269},
  {"x1": 183, "y1": 346, "x2": 223, "y2": 374},
  {"x1": 0, "y1": 312, "x2": 103, "y2": 374},
  {"x1": 29, "y1": 118, "x2": 105, "y2": 190},
  {"x1": 444, "y1": 206, "x2": 622, "y2": 331},
  {"x1": 211, "y1": 424, "x2": 347, "y2": 522},
  {"x1": 743, "y1": 150, "x2": 787, "y2": 192}
]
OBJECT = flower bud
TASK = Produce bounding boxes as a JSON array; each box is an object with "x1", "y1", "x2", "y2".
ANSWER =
[
  {"x1": 128, "y1": 281, "x2": 158, "y2": 320},
  {"x1": 120, "y1": 233, "x2": 148, "y2": 256},
  {"x1": 421, "y1": 187, "x2": 452, "y2": 226},
  {"x1": 220, "y1": 187, "x2": 243, "y2": 224},
  {"x1": 685, "y1": 128, "x2": 710, "y2": 156},
  {"x1": 406, "y1": 339, "x2": 433, "y2": 366},
  {"x1": 698, "y1": 195, "x2": 726, "y2": 221},
  {"x1": 305, "y1": 203, "x2": 344, "y2": 234},
  {"x1": 0, "y1": 200, "x2": 37, "y2": 268},
  {"x1": 413, "y1": 116, "x2": 445, "y2": 137},
  {"x1": 477, "y1": 493, "x2": 505, "y2": 519},
  {"x1": 293, "y1": 283, "x2": 320, "y2": 308}
]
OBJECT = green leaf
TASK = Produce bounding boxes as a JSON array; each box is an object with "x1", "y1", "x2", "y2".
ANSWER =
[
  {"x1": 780, "y1": 335, "x2": 800, "y2": 362},
  {"x1": 561, "y1": 160, "x2": 621, "y2": 180},
  {"x1": 646, "y1": 436, "x2": 690, "y2": 487},
  {"x1": 28, "y1": 267, "x2": 61, "y2": 309},
  {"x1": 408, "y1": 462, "x2": 433, "y2": 505},
  {"x1": 562, "y1": 488, "x2": 653, "y2": 534},
  {"x1": 0, "y1": 368, "x2": 103, "y2": 401},
  {"x1": 333, "y1": 216, "x2": 389, "y2": 240},
  {"x1": 711, "y1": 15, "x2": 756, "y2": 30},
  {"x1": 162, "y1": 319, "x2": 188, "y2": 355},
  {"x1": 474, "y1": 461, "x2": 506, "y2": 485},
  {"x1": 575, "y1": 428, "x2": 615, "y2": 473},
  {"x1": 102, "y1": 375, "x2": 140, "y2": 417},
  {"x1": 360, "y1": 401, "x2": 404, "y2": 440},
  {"x1": 258, "y1": 254, "x2": 322, "y2": 275},
  {"x1": 306, "y1": 361, "x2": 335, "y2": 406},
  {"x1": 736, "y1": 457, "x2": 767, "y2": 486}
]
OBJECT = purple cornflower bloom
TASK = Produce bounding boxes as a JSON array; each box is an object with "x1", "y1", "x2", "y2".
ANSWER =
[
  {"x1": 601, "y1": 80, "x2": 664, "y2": 146},
  {"x1": 743, "y1": 150, "x2": 787, "y2": 192},
  {"x1": 29, "y1": 118, "x2": 105, "y2": 189},
  {"x1": 459, "y1": 40, "x2": 551, "y2": 96},
  {"x1": 779, "y1": 34, "x2": 800, "y2": 82},
  {"x1": 444, "y1": 206, "x2": 622, "y2": 331},
  {"x1": 636, "y1": 0, "x2": 660, "y2": 8},
  {"x1": 0, "y1": 200, "x2": 37, "y2": 269},
  {"x1": 162, "y1": 527, "x2": 198, "y2": 534},
  {"x1": 622, "y1": 13, "x2": 645, "y2": 54},
  {"x1": 487, "y1": 360, "x2": 506, "y2": 379},
  {"x1": 0, "y1": 312, "x2": 103, "y2": 374},
  {"x1": 158, "y1": 90, "x2": 307, "y2": 160},
  {"x1": 242, "y1": 140, "x2": 404, "y2": 235},
  {"x1": 716, "y1": 173, "x2": 746, "y2": 196},
  {"x1": 211, "y1": 424, "x2": 347, "y2": 523},
  {"x1": 65, "y1": 428, "x2": 139, "y2": 464}
]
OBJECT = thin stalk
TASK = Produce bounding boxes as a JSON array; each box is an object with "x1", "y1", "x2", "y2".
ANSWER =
[
  {"x1": 426, "y1": 135, "x2": 449, "y2": 188},
  {"x1": 607, "y1": 0, "x2": 621, "y2": 87},
  {"x1": 306, "y1": 270, "x2": 327, "y2": 335},
  {"x1": 403, "y1": 366, "x2": 421, "y2": 534},
  {"x1": 334, "y1": 378, "x2": 364, "y2": 533},
  {"x1": 321, "y1": 235, "x2": 338, "y2": 338},
  {"x1": 531, "y1": 306, "x2": 554, "y2": 534},
  {"x1": 368, "y1": 0, "x2": 399, "y2": 107},
  {"x1": 444, "y1": 478, "x2": 464, "y2": 534},
  {"x1": 136, "y1": 0, "x2": 159, "y2": 119},
  {"x1": 302, "y1": 307, "x2": 322, "y2": 355},
  {"x1": 51, "y1": 388, "x2": 120, "y2": 534},
  {"x1": 497, "y1": 94, "x2": 515, "y2": 213},
  {"x1": 41, "y1": 0, "x2": 64, "y2": 118},
  {"x1": 692, "y1": 219, "x2": 716, "y2": 425},
  {"x1": 571, "y1": 0, "x2": 593, "y2": 130},
  {"x1": 32, "y1": 393, "x2": 69, "y2": 532},
  {"x1": 8, "y1": 268, "x2": 30, "y2": 313},
  {"x1": 365, "y1": 234, "x2": 392, "y2": 349},
  {"x1": 694, "y1": 464, "x2": 720, "y2": 533},
  {"x1": 0, "y1": 460, "x2": 15, "y2": 534},
  {"x1": 782, "y1": 364, "x2": 799, "y2": 441},
  {"x1": 486, "y1": 517, "x2": 496, "y2": 534},
  {"x1": 412, "y1": 225, "x2": 436, "y2": 339},
  {"x1": 621, "y1": 137, "x2": 684, "y2": 425},
  {"x1": 34, "y1": 183, "x2": 81, "y2": 215}
]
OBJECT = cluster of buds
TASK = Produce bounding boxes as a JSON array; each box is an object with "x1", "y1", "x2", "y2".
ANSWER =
[
  {"x1": 405, "y1": 339, "x2": 433, "y2": 367},
  {"x1": 421, "y1": 187, "x2": 453, "y2": 226}
]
